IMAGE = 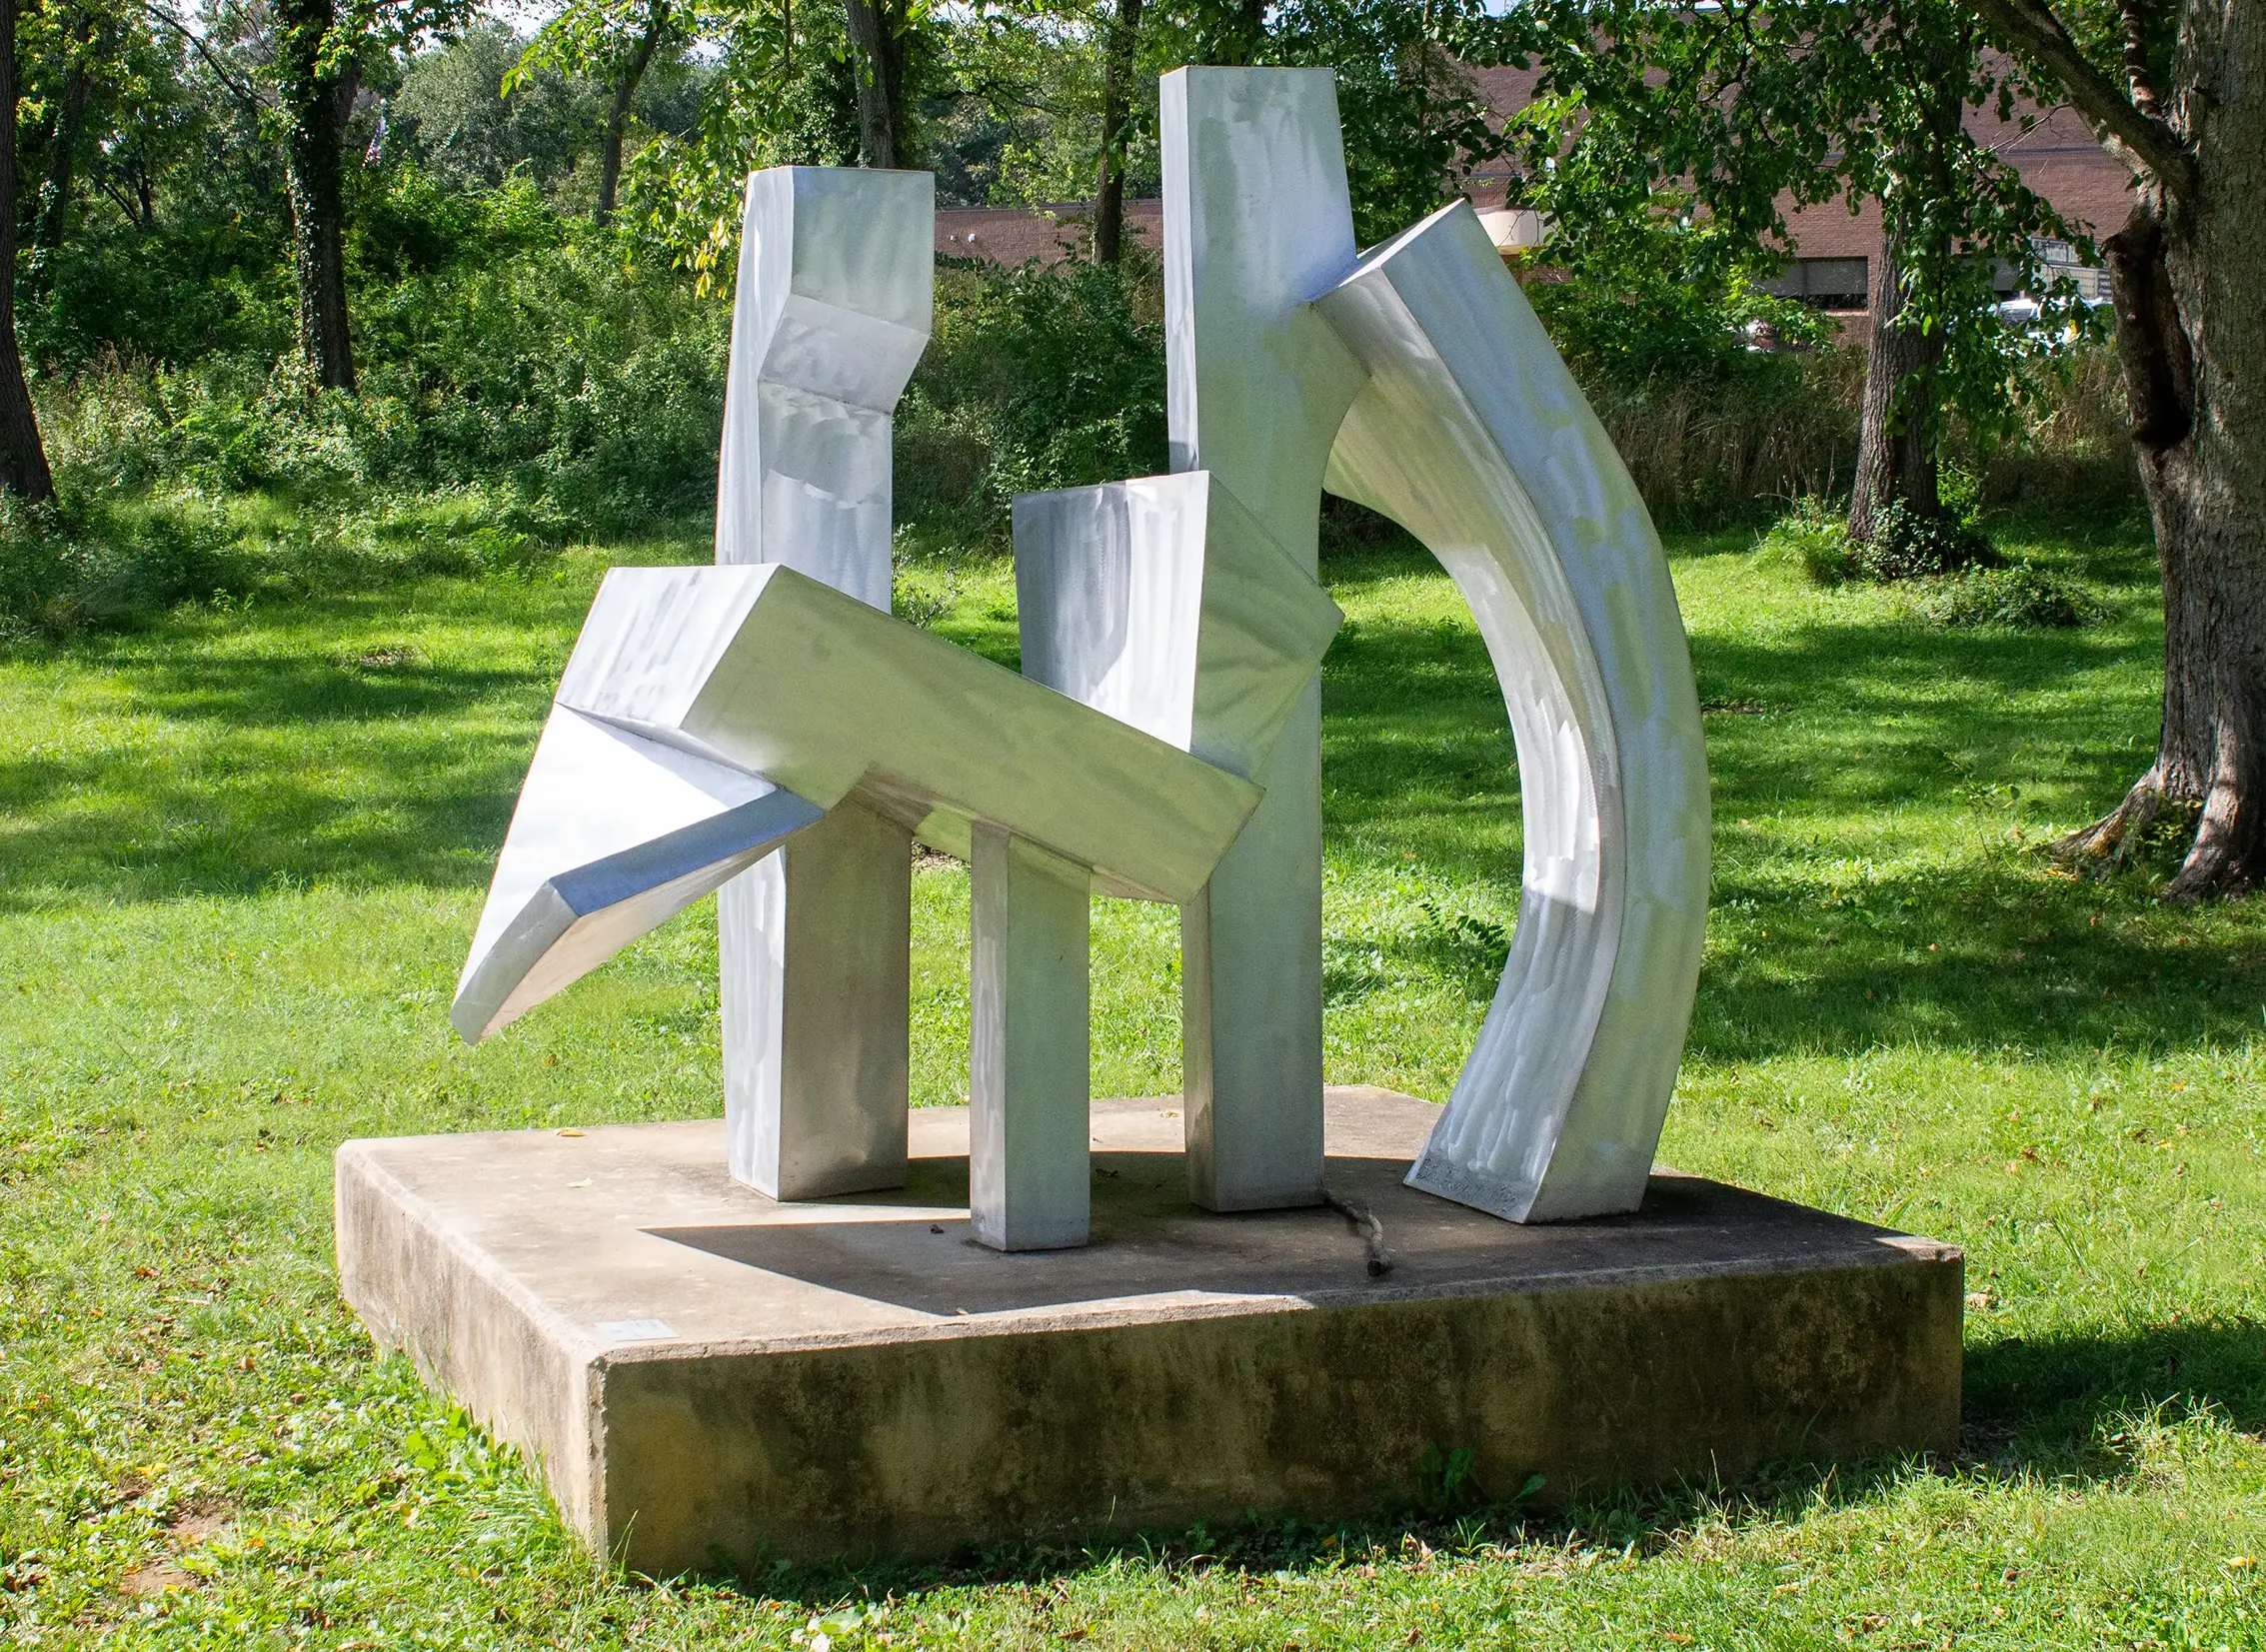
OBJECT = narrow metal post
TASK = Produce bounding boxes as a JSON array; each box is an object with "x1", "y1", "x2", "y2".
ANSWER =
[
  {"x1": 721, "y1": 799, "x2": 913, "y2": 1196},
  {"x1": 1159, "y1": 68, "x2": 1365, "y2": 1210},
  {"x1": 713, "y1": 167, "x2": 933, "y2": 1198},
  {"x1": 969, "y1": 824, "x2": 1092, "y2": 1251}
]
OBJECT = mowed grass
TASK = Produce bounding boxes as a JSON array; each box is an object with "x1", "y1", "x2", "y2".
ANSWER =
[{"x1": 2, "y1": 509, "x2": 2263, "y2": 1649}]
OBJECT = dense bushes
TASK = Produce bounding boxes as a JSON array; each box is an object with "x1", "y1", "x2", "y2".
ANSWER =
[
  {"x1": 1583, "y1": 335, "x2": 2137, "y2": 533},
  {"x1": 896, "y1": 252, "x2": 1169, "y2": 549},
  {"x1": 3, "y1": 140, "x2": 2145, "y2": 647},
  {"x1": 1589, "y1": 352, "x2": 1862, "y2": 529},
  {"x1": 0, "y1": 485, "x2": 577, "y2": 646},
  {"x1": 47, "y1": 179, "x2": 728, "y2": 523},
  {"x1": 1756, "y1": 489, "x2": 2104, "y2": 631},
  {"x1": 1915, "y1": 563, "x2": 2108, "y2": 629}
]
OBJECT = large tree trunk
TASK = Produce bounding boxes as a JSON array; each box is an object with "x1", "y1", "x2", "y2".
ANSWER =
[
  {"x1": 0, "y1": 0, "x2": 53, "y2": 503},
  {"x1": 2063, "y1": 175, "x2": 2266, "y2": 894},
  {"x1": 596, "y1": 0, "x2": 668, "y2": 226},
  {"x1": 1093, "y1": 0, "x2": 1143, "y2": 264},
  {"x1": 844, "y1": 0, "x2": 907, "y2": 169},
  {"x1": 1847, "y1": 231, "x2": 1947, "y2": 540},
  {"x1": 276, "y1": 0, "x2": 355, "y2": 392}
]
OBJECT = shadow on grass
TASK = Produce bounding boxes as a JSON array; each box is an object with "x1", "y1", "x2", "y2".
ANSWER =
[
  {"x1": 1317, "y1": 551, "x2": 2266, "y2": 1060},
  {"x1": 1324, "y1": 599, "x2": 2159, "y2": 874},
  {"x1": 1966, "y1": 1317, "x2": 2266, "y2": 1449},
  {"x1": 1692, "y1": 855, "x2": 2266, "y2": 1060},
  {"x1": 0, "y1": 595, "x2": 566, "y2": 907}
]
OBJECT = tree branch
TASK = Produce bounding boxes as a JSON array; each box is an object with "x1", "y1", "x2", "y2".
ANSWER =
[
  {"x1": 1965, "y1": 0, "x2": 2195, "y2": 201},
  {"x1": 147, "y1": 2, "x2": 268, "y2": 117},
  {"x1": 2119, "y1": 0, "x2": 2161, "y2": 116}
]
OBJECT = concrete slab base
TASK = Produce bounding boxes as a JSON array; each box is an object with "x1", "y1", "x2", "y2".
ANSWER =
[{"x1": 336, "y1": 1088, "x2": 1962, "y2": 1570}]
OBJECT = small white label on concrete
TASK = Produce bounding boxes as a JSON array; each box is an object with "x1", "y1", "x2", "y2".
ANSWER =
[{"x1": 596, "y1": 1319, "x2": 678, "y2": 1342}]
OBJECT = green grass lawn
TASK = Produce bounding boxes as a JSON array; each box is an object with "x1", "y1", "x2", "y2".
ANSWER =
[{"x1": 3, "y1": 510, "x2": 2262, "y2": 1649}]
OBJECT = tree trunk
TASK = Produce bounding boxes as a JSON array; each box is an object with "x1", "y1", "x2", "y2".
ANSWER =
[
  {"x1": 31, "y1": 7, "x2": 95, "y2": 253},
  {"x1": 1846, "y1": 230, "x2": 1946, "y2": 541},
  {"x1": 844, "y1": 0, "x2": 906, "y2": 169},
  {"x1": 2062, "y1": 175, "x2": 2266, "y2": 894},
  {"x1": 596, "y1": 0, "x2": 668, "y2": 226},
  {"x1": 1093, "y1": 0, "x2": 1143, "y2": 263},
  {"x1": 276, "y1": 0, "x2": 355, "y2": 392},
  {"x1": 0, "y1": 0, "x2": 54, "y2": 503}
]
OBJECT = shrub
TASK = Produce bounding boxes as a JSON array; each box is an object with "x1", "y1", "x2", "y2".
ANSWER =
[
  {"x1": 1916, "y1": 564, "x2": 2105, "y2": 630},
  {"x1": 0, "y1": 483, "x2": 574, "y2": 649},
  {"x1": 1582, "y1": 349, "x2": 1865, "y2": 530},
  {"x1": 34, "y1": 174, "x2": 730, "y2": 528},
  {"x1": 896, "y1": 252, "x2": 1167, "y2": 548},
  {"x1": 1847, "y1": 497, "x2": 2001, "y2": 583},
  {"x1": 1769, "y1": 491, "x2": 2003, "y2": 588},
  {"x1": 1756, "y1": 495, "x2": 1856, "y2": 584}
]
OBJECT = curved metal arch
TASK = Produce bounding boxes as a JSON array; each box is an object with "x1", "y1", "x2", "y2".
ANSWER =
[{"x1": 1315, "y1": 201, "x2": 1711, "y2": 1222}]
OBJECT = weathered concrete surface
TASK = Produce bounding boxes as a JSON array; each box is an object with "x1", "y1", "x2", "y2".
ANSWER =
[{"x1": 336, "y1": 1088, "x2": 1961, "y2": 1570}]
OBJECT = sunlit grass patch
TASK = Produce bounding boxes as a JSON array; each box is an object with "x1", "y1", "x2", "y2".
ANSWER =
[{"x1": 3, "y1": 505, "x2": 2262, "y2": 1648}]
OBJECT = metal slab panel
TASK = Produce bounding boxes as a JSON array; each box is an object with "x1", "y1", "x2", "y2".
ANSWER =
[
  {"x1": 713, "y1": 166, "x2": 933, "y2": 1198},
  {"x1": 461, "y1": 565, "x2": 1264, "y2": 1052},
  {"x1": 452, "y1": 704, "x2": 824, "y2": 1043},
  {"x1": 1012, "y1": 471, "x2": 1343, "y2": 781},
  {"x1": 1158, "y1": 67, "x2": 1366, "y2": 1211},
  {"x1": 556, "y1": 564, "x2": 1263, "y2": 906}
]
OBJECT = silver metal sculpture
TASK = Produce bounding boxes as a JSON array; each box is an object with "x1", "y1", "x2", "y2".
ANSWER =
[
  {"x1": 714, "y1": 167, "x2": 932, "y2": 1202},
  {"x1": 452, "y1": 67, "x2": 1709, "y2": 1245},
  {"x1": 1157, "y1": 69, "x2": 1367, "y2": 1214},
  {"x1": 452, "y1": 555, "x2": 1328, "y2": 1247},
  {"x1": 1314, "y1": 204, "x2": 1710, "y2": 1220}
]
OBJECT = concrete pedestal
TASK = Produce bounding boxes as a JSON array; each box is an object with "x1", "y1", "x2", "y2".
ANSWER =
[{"x1": 336, "y1": 1089, "x2": 1961, "y2": 1571}]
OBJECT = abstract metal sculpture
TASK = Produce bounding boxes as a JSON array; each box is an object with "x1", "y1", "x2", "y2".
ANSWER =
[
  {"x1": 712, "y1": 168, "x2": 933, "y2": 1204},
  {"x1": 452, "y1": 67, "x2": 1708, "y2": 1246},
  {"x1": 1316, "y1": 203, "x2": 1709, "y2": 1220}
]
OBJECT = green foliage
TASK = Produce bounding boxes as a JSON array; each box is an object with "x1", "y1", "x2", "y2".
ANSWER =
[
  {"x1": 392, "y1": 20, "x2": 613, "y2": 195},
  {"x1": 1757, "y1": 494, "x2": 1858, "y2": 584},
  {"x1": 1853, "y1": 497, "x2": 2001, "y2": 583},
  {"x1": 931, "y1": 5, "x2": 1118, "y2": 209},
  {"x1": 1771, "y1": 490, "x2": 2000, "y2": 586},
  {"x1": 1474, "y1": 0, "x2": 2106, "y2": 453},
  {"x1": 897, "y1": 251, "x2": 1167, "y2": 546},
  {"x1": 1264, "y1": 0, "x2": 1506, "y2": 247},
  {"x1": 1526, "y1": 265, "x2": 1823, "y2": 392},
  {"x1": 46, "y1": 173, "x2": 726, "y2": 518},
  {"x1": 0, "y1": 493, "x2": 242, "y2": 646},
  {"x1": 1918, "y1": 563, "x2": 2107, "y2": 630},
  {"x1": 0, "y1": 482, "x2": 580, "y2": 648}
]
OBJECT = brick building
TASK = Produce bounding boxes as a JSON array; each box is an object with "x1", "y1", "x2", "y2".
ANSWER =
[{"x1": 939, "y1": 62, "x2": 2135, "y2": 317}]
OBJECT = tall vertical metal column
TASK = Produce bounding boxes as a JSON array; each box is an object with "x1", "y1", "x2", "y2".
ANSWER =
[
  {"x1": 1159, "y1": 69, "x2": 1365, "y2": 1210},
  {"x1": 713, "y1": 166, "x2": 934, "y2": 1199}
]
